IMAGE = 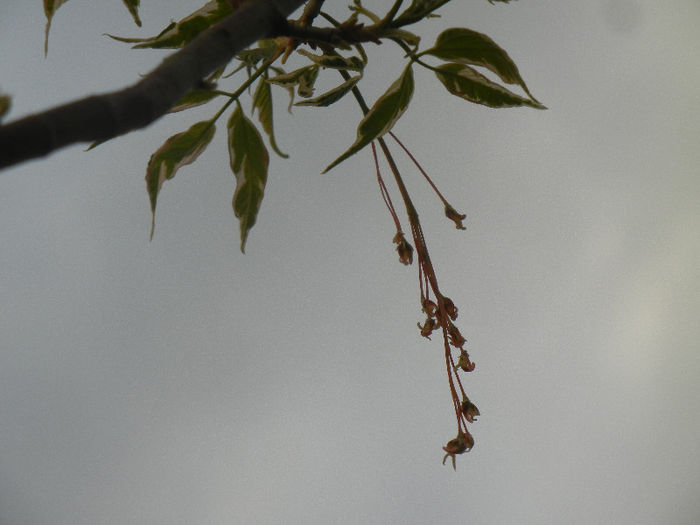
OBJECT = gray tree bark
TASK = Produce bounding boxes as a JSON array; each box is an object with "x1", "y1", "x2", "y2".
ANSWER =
[{"x1": 0, "y1": 0, "x2": 307, "y2": 170}]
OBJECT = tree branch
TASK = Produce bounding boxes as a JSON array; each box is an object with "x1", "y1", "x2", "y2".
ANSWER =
[{"x1": 0, "y1": 0, "x2": 307, "y2": 171}]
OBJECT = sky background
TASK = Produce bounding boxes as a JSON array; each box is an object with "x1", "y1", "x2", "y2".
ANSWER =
[{"x1": 1, "y1": 1, "x2": 699, "y2": 524}]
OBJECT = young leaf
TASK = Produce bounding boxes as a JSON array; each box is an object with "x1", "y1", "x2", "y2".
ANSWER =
[
  {"x1": 146, "y1": 121, "x2": 216, "y2": 238},
  {"x1": 435, "y1": 63, "x2": 546, "y2": 109},
  {"x1": 108, "y1": 0, "x2": 232, "y2": 49},
  {"x1": 350, "y1": 0, "x2": 381, "y2": 24},
  {"x1": 121, "y1": 0, "x2": 141, "y2": 26},
  {"x1": 294, "y1": 75, "x2": 361, "y2": 107},
  {"x1": 392, "y1": 0, "x2": 451, "y2": 27},
  {"x1": 267, "y1": 65, "x2": 319, "y2": 99},
  {"x1": 323, "y1": 64, "x2": 414, "y2": 173},
  {"x1": 167, "y1": 88, "x2": 221, "y2": 113},
  {"x1": 423, "y1": 27, "x2": 540, "y2": 102},
  {"x1": 296, "y1": 50, "x2": 365, "y2": 72},
  {"x1": 269, "y1": 66, "x2": 295, "y2": 112},
  {"x1": 252, "y1": 74, "x2": 288, "y2": 158},
  {"x1": 384, "y1": 28, "x2": 421, "y2": 49},
  {"x1": 0, "y1": 94, "x2": 10, "y2": 123},
  {"x1": 228, "y1": 104, "x2": 270, "y2": 252},
  {"x1": 43, "y1": 0, "x2": 69, "y2": 55},
  {"x1": 297, "y1": 66, "x2": 319, "y2": 98},
  {"x1": 235, "y1": 40, "x2": 279, "y2": 69}
]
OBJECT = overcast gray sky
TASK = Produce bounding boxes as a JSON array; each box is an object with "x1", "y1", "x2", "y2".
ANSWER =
[{"x1": 1, "y1": 1, "x2": 699, "y2": 524}]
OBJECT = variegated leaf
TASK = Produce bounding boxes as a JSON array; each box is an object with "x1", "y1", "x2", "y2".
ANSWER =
[
  {"x1": 228, "y1": 104, "x2": 269, "y2": 252},
  {"x1": 435, "y1": 63, "x2": 546, "y2": 109},
  {"x1": 323, "y1": 65, "x2": 413, "y2": 173},
  {"x1": 146, "y1": 121, "x2": 216, "y2": 238}
]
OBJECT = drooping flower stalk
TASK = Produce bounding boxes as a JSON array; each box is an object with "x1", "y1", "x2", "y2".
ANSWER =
[
  {"x1": 373, "y1": 135, "x2": 478, "y2": 469},
  {"x1": 339, "y1": 63, "x2": 479, "y2": 468}
]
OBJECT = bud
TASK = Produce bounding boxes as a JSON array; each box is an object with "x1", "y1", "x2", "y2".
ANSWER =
[
  {"x1": 460, "y1": 394, "x2": 480, "y2": 423},
  {"x1": 447, "y1": 323, "x2": 467, "y2": 349},
  {"x1": 422, "y1": 298, "x2": 438, "y2": 318},
  {"x1": 417, "y1": 317, "x2": 438, "y2": 339},
  {"x1": 442, "y1": 296, "x2": 458, "y2": 320},
  {"x1": 454, "y1": 348, "x2": 475, "y2": 372},
  {"x1": 442, "y1": 430, "x2": 474, "y2": 469},
  {"x1": 393, "y1": 232, "x2": 413, "y2": 265},
  {"x1": 444, "y1": 204, "x2": 466, "y2": 230}
]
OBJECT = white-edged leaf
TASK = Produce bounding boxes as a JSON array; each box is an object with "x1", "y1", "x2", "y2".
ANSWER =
[
  {"x1": 146, "y1": 120, "x2": 216, "y2": 238},
  {"x1": 424, "y1": 27, "x2": 540, "y2": 103},
  {"x1": 108, "y1": 0, "x2": 232, "y2": 49},
  {"x1": 296, "y1": 49, "x2": 365, "y2": 72},
  {"x1": 296, "y1": 66, "x2": 319, "y2": 98},
  {"x1": 252, "y1": 74, "x2": 288, "y2": 158},
  {"x1": 168, "y1": 88, "x2": 220, "y2": 113},
  {"x1": 294, "y1": 75, "x2": 361, "y2": 107},
  {"x1": 228, "y1": 104, "x2": 269, "y2": 252},
  {"x1": 269, "y1": 66, "x2": 295, "y2": 112},
  {"x1": 323, "y1": 65, "x2": 413, "y2": 173},
  {"x1": 393, "y1": 0, "x2": 451, "y2": 27},
  {"x1": 267, "y1": 65, "x2": 319, "y2": 98},
  {"x1": 384, "y1": 28, "x2": 421, "y2": 48},
  {"x1": 435, "y1": 63, "x2": 546, "y2": 109}
]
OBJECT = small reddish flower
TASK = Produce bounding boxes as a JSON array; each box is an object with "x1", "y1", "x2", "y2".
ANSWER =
[
  {"x1": 417, "y1": 317, "x2": 438, "y2": 339},
  {"x1": 444, "y1": 204, "x2": 467, "y2": 230},
  {"x1": 393, "y1": 231, "x2": 413, "y2": 265},
  {"x1": 447, "y1": 323, "x2": 466, "y2": 349},
  {"x1": 460, "y1": 394, "x2": 480, "y2": 423},
  {"x1": 422, "y1": 298, "x2": 438, "y2": 318},
  {"x1": 454, "y1": 348, "x2": 475, "y2": 372},
  {"x1": 442, "y1": 430, "x2": 474, "y2": 469},
  {"x1": 442, "y1": 296, "x2": 458, "y2": 320}
]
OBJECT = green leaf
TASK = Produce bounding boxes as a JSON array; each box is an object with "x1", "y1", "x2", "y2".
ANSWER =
[
  {"x1": 296, "y1": 50, "x2": 365, "y2": 72},
  {"x1": 43, "y1": 0, "x2": 69, "y2": 55},
  {"x1": 121, "y1": 0, "x2": 141, "y2": 26},
  {"x1": 294, "y1": 75, "x2": 361, "y2": 107},
  {"x1": 384, "y1": 28, "x2": 421, "y2": 48},
  {"x1": 393, "y1": 0, "x2": 451, "y2": 27},
  {"x1": 167, "y1": 88, "x2": 220, "y2": 113},
  {"x1": 423, "y1": 27, "x2": 540, "y2": 103},
  {"x1": 268, "y1": 65, "x2": 321, "y2": 99},
  {"x1": 236, "y1": 42, "x2": 279, "y2": 68},
  {"x1": 252, "y1": 74, "x2": 288, "y2": 158},
  {"x1": 323, "y1": 65, "x2": 414, "y2": 173},
  {"x1": 0, "y1": 94, "x2": 10, "y2": 122},
  {"x1": 269, "y1": 66, "x2": 295, "y2": 112},
  {"x1": 434, "y1": 63, "x2": 546, "y2": 109},
  {"x1": 108, "y1": 0, "x2": 232, "y2": 49},
  {"x1": 296, "y1": 66, "x2": 320, "y2": 98},
  {"x1": 146, "y1": 121, "x2": 216, "y2": 238},
  {"x1": 228, "y1": 104, "x2": 269, "y2": 252},
  {"x1": 350, "y1": 0, "x2": 381, "y2": 24}
]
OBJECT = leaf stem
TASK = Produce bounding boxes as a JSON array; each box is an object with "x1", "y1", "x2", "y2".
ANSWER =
[
  {"x1": 208, "y1": 52, "x2": 281, "y2": 128},
  {"x1": 377, "y1": 0, "x2": 405, "y2": 28}
]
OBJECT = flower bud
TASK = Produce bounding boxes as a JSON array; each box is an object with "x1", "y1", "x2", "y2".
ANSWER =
[
  {"x1": 444, "y1": 204, "x2": 466, "y2": 230},
  {"x1": 417, "y1": 317, "x2": 438, "y2": 339},
  {"x1": 447, "y1": 324, "x2": 466, "y2": 349},
  {"x1": 460, "y1": 395, "x2": 480, "y2": 423},
  {"x1": 441, "y1": 430, "x2": 474, "y2": 469},
  {"x1": 393, "y1": 232, "x2": 413, "y2": 265},
  {"x1": 454, "y1": 348, "x2": 475, "y2": 372},
  {"x1": 442, "y1": 296, "x2": 458, "y2": 320}
]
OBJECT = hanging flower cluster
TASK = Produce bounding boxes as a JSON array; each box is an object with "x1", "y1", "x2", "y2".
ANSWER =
[{"x1": 371, "y1": 132, "x2": 479, "y2": 469}]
